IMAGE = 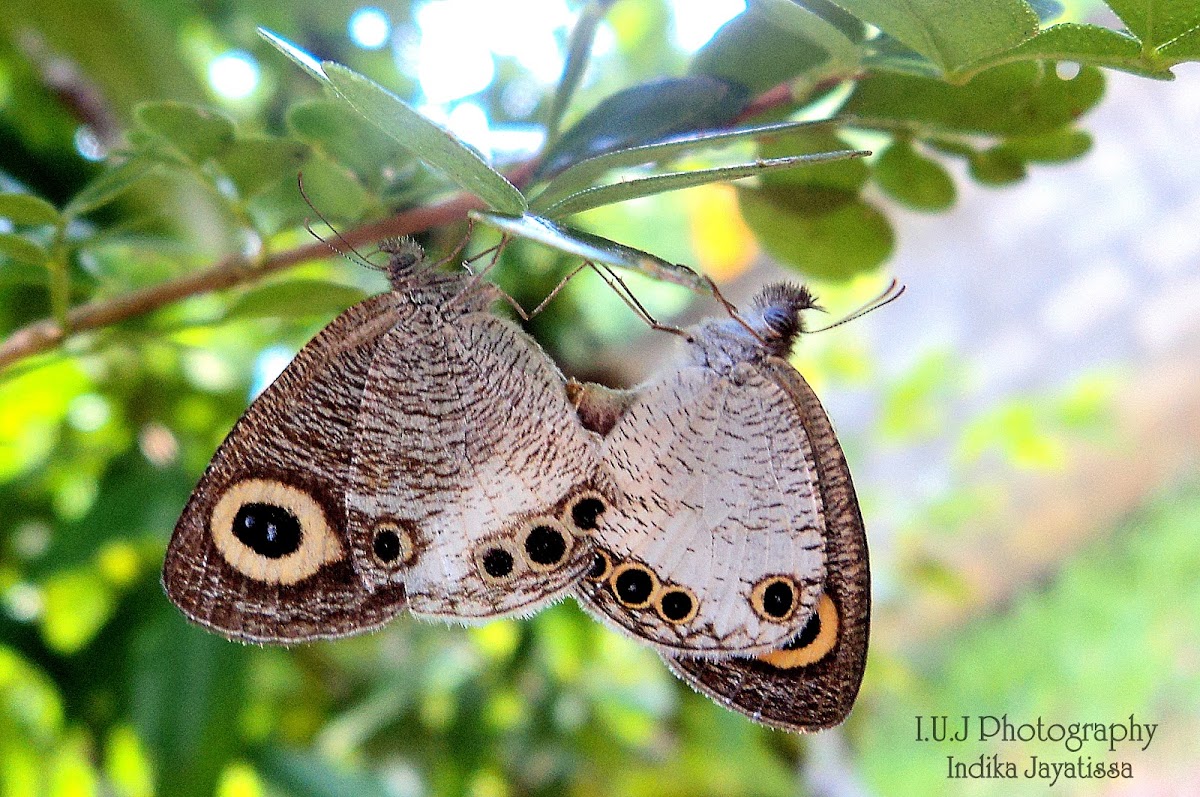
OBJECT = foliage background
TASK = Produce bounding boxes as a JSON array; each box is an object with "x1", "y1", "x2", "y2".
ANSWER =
[{"x1": 2, "y1": 0, "x2": 1199, "y2": 795}]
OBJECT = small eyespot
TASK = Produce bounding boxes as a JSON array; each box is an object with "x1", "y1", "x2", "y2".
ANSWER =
[
  {"x1": 586, "y1": 550, "x2": 612, "y2": 581},
  {"x1": 524, "y1": 524, "x2": 568, "y2": 567},
  {"x1": 655, "y1": 587, "x2": 698, "y2": 625},
  {"x1": 567, "y1": 493, "x2": 607, "y2": 532},
  {"x1": 372, "y1": 521, "x2": 415, "y2": 565},
  {"x1": 480, "y1": 547, "x2": 516, "y2": 580},
  {"x1": 758, "y1": 593, "x2": 839, "y2": 669},
  {"x1": 210, "y1": 478, "x2": 344, "y2": 585},
  {"x1": 750, "y1": 576, "x2": 799, "y2": 621},
  {"x1": 610, "y1": 563, "x2": 658, "y2": 609}
]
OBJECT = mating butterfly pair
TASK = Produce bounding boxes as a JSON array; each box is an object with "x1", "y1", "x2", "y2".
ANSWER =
[{"x1": 162, "y1": 239, "x2": 868, "y2": 732}]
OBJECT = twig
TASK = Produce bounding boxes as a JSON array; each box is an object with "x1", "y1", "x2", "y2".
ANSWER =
[{"x1": 0, "y1": 190, "x2": 487, "y2": 372}]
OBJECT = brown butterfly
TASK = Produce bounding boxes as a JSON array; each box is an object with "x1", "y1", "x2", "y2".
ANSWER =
[
  {"x1": 162, "y1": 239, "x2": 608, "y2": 643},
  {"x1": 569, "y1": 283, "x2": 869, "y2": 731}
]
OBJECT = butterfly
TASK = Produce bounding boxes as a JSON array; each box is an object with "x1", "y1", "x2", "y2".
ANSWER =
[
  {"x1": 568, "y1": 283, "x2": 869, "y2": 731},
  {"x1": 162, "y1": 239, "x2": 609, "y2": 642}
]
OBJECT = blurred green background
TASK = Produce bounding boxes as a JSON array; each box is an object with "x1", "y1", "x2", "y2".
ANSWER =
[{"x1": 2, "y1": 0, "x2": 1200, "y2": 795}]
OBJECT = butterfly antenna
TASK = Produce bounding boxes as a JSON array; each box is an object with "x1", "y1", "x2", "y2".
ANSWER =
[
  {"x1": 806, "y1": 279, "x2": 906, "y2": 333},
  {"x1": 298, "y1": 172, "x2": 379, "y2": 271}
]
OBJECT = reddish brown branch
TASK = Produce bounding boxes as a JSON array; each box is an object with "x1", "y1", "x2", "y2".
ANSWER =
[{"x1": 0, "y1": 191, "x2": 487, "y2": 372}]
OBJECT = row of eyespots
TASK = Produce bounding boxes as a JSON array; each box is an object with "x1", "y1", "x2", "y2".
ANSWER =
[
  {"x1": 757, "y1": 593, "x2": 839, "y2": 669},
  {"x1": 476, "y1": 491, "x2": 608, "y2": 583},
  {"x1": 586, "y1": 551, "x2": 699, "y2": 625}
]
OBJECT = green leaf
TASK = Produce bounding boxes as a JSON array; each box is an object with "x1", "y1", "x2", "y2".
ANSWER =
[
  {"x1": 1158, "y1": 26, "x2": 1200, "y2": 62},
  {"x1": 874, "y1": 141, "x2": 956, "y2": 210},
  {"x1": 0, "y1": 260, "x2": 49, "y2": 286},
  {"x1": 0, "y1": 233, "x2": 49, "y2": 267},
  {"x1": 965, "y1": 23, "x2": 1172, "y2": 80},
  {"x1": 754, "y1": 0, "x2": 862, "y2": 68},
  {"x1": 758, "y1": 131, "x2": 869, "y2": 191},
  {"x1": 545, "y1": 0, "x2": 616, "y2": 147},
  {"x1": 532, "y1": 119, "x2": 839, "y2": 211},
  {"x1": 288, "y1": 99, "x2": 411, "y2": 183},
  {"x1": 321, "y1": 63, "x2": 526, "y2": 215},
  {"x1": 863, "y1": 34, "x2": 944, "y2": 78},
  {"x1": 690, "y1": 9, "x2": 829, "y2": 94},
  {"x1": 131, "y1": 606, "x2": 248, "y2": 797},
  {"x1": 996, "y1": 128, "x2": 1092, "y2": 162},
  {"x1": 245, "y1": 154, "x2": 371, "y2": 236},
  {"x1": 737, "y1": 186, "x2": 893, "y2": 280},
  {"x1": 39, "y1": 569, "x2": 115, "y2": 654},
  {"x1": 0, "y1": 193, "x2": 59, "y2": 226},
  {"x1": 538, "y1": 77, "x2": 750, "y2": 180},
  {"x1": 843, "y1": 62, "x2": 1106, "y2": 137},
  {"x1": 65, "y1": 158, "x2": 160, "y2": 217},
  {"x1": 217, "y1": 137, "x2": 311, "y2": 199},
  {"x1": 471, "y1": 211, "x2": 709, "y2": 291},
  {"x1": 969, "y1": 148, "x2": 1027, "y2": 184},
  {"x1": 540, "y1": 151, "x2": 866, "y2": 218},
  {"x1": 225, "y1": 280, "x2": 370, "y2": 321},
  {"x1": 255, "y1": 748, "x2": 392, "y2": 797},
  {"x1": 829, "y1": 0, "x2": 1039, "y2": 76},
  {"x1": 135, "y1": 102, "x2": 236, "y2": 163},
  {"x1": 257, "y1": 27, "x2": 330, "y2": 85},
  {"x1": 1105, "y1": 0, "x2": 1200, "y2": 50}
]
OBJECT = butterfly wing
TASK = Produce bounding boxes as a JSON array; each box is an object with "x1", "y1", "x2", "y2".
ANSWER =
[
  {"x1": 664, "y1": 358, "x2": 869, "y2": 731},
  {"x1": 345, "y1": 312, "x2": 605, "y2": 621},
  {"x1": 575, "y1": 361, "x2": 827, "y2": 656},
  {"x1": 163, "y1": 295, "x2": 410, "y2": 643}
]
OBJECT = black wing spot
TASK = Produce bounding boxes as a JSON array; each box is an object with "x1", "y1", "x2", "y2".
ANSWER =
[
  {"x1": 570, "y1": 496, "x2": 606, "y2": 531},
  {"x1": 613, "y1": 565, "x2": 656, "y2": 607},
  {"x1": 587, "y1": 550, "x2": 612, "y2": 581},
  {"x1": 763, "y1": 580, "x2": 795, "y2": 618},
  {"x1": 658, "y1": 589, "x2": 696, "y2": 623},
  {"x1": 784, "y1": 608, "x2": 821, "y2": 650},
  {"x1": 482, "y1": 547, "x2": 515, "y2": 578},
  {"x1": 233, "y1": 503, "x2": 302, "y2": 559},
  {"x1": 524, "y1": 525, "x2": 567, "y2": 566}
]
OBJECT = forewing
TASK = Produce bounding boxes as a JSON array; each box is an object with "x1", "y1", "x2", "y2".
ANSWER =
[
  {"x1": 576, "y1": 363, "x2": 826, "y2": 656},
  {"x1": 163, "y1": 295, "x2": 410, "y2": 643}
]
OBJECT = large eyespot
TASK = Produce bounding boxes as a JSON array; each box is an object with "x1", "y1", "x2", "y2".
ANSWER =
[
  {"x1": 586, "y1": 549, "x2": 613, "y2": 582},
  {"x1": 655, "y1": 586, "x2": 698, "y2": 625},
  {"x1": 750, "y1": 576, "x2": 799, "y2": 622},
  {"x1": 610, "y1": 562, "x2": 659, "y2": 609},
  {"x1": 758, "y1": 593, "x2": 839, "y2": 669},
  {"x1": 210, "y1": 478, "x2": 344, "y2": 584},
  {"x1": 521, "y1": 519, "x2": 573, "y2": 571},
  {"x1": 372, "y1": 520, "x2": 416, "y2": 566},
  {"x1": 563, "y1": 491, "x2": 607, "y2": 533},
  {"x1": 476, "y1": 541, "x2": 521, "y2": 583}
]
